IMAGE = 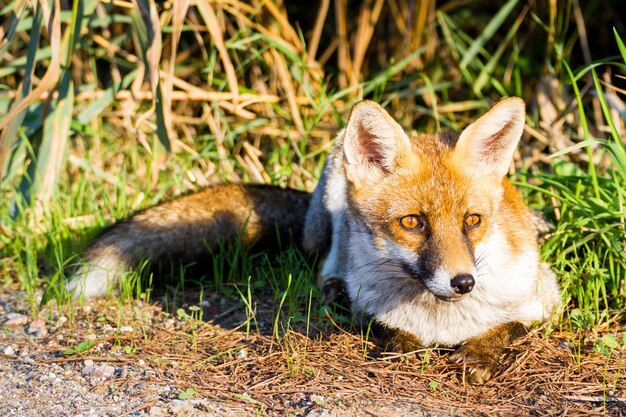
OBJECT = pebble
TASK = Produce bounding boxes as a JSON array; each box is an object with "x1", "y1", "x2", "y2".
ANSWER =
[
  {"x1": 169, "y1": 400, "x2": 189, "y2": 413},
  {"x1": 558, "y1": 341, "x2": 574, "y2": 352},
  {"x1": 26, "y1": 327, "x2": 48, "y2": 338},
  {"x1": 311, "y1": 395, "x2": 326, "y2": 406},
  {"x1": 3, "y1": 346, "x2": 16, "y2": 355},
  {"x1": 5, "y1": 314, "x2": 28, "y2": 327},
  {"x1": 82, "y1": 366, "x2": 96, "y2": 376},
  {"x1": 119, "y1": 326, "x2": 133, "y2": 333},
  {"x1": 91, "y1": 365, "x2": 116, "y2": 379},
  {"x1": 29, "y1": 319, "x2": 46, "y2": 329}
]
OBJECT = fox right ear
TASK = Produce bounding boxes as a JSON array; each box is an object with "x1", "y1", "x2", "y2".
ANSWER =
[
  {"x1": 453, "y1": 97, "x2": 526, "y2": 179},
  {"x1": 342, "y1": 100, "x2": 411, "y2": 185}
]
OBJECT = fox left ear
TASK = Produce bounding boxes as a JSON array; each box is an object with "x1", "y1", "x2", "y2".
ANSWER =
[
  {"x1": 453, "y1": 97, "x2": 525, "y2": 179},
  {"x1": 342, "y1": 100, "x2": 412, "y2": 185}
]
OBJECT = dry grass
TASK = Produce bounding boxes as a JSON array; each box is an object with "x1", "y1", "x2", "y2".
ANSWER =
[{"x1": 2, "y1": 290, "x2": 623, "y2": 416}]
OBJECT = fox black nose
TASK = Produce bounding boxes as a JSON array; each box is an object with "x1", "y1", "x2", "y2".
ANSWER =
[{"x1": 451, "y1": 274, "x2": 475, "y2": 294}]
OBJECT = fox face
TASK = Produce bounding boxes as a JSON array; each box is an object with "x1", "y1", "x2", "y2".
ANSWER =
[
  {"x1": 343, "y1": 99, "x2": 527, "y2": 303},
  {"x1": 349, "y1": 149, "x2": 500, "y2": 301}
]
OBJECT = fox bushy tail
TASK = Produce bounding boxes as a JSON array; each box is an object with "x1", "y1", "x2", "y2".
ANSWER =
[{"x1": 66, "y1": 184, "x2": 311, "y2": 299}]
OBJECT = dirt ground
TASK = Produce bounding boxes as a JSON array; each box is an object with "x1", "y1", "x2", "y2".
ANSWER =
[{"x1": 1, "y1": 286, "x2": 624, "y2": 417}]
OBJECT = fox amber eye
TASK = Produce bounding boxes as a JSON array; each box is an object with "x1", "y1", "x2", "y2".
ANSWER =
[
  {"x1": 465, "y1": 214, "x2": 481, "y2": 228},
  {"x1": 400, "y1": 215, "x2": 424, "y2": 231}
]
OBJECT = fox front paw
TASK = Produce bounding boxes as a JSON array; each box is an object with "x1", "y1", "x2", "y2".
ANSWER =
[
  {"x1": 450, "y1": 344, "x2": 500, "y2": 384},
  {"x1": 320, "y1": 277, "x2": 349, "y2": 305}
]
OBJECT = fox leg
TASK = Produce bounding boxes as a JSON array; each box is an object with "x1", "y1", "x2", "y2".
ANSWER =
[
  {"x1": 302, "y1": 149, "x2": 349, "y2": 304},
  {"x1": 450, "y1": 321, "x2": 528, "y2": 384},
  {"x1": 318, "y1": 209, "x2": 348, "y2": 304},
  {"x1": 368, "y1": 321, "x2": 424, "y2": 353}
]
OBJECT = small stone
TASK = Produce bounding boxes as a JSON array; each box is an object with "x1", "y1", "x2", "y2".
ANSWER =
[
  {"x1": 311, "y1": 395, "x2": 326, "y2": 406},
  {"x1": 104, "y1": 365, "x2": 115, "y2": 377},
  {"x1": 5, "y1": 314, "x2": 28, "y2": 327},
  {"x1": 84, "y1": 359, "x2": 94, "y2": 367},
  {"x1": 236, "y1": 348, "x2": 248, "y2": 359},
  {"x1": 82, "y1": 366, "x2": 96, "y2": 376},
  {"x1": 3, "y1": 346, "x2": 16, "y2": 355},
  {"x1": 119, "y1": 326, "x2": 133, "y2": 333},
  {"x1": 91, "y1": 365, "x2": 115, "y2": 379},
  {"x1": 558, "y1": 341, "x2": 574, "y2": 352},
  {"x1": 170, "y1": 400, "x2": 187, "y2": 413},
  {"x1": 27, "y1": 327, "x2": 48, "y2": 337},
  {"x1": 58, "y1": 316, "x2": 68, "y2": 326},
  {"x1": 29, "y1": 319, "x2": 46, "y2": 329},
  {"x1": 27, "y1": 327, "x2": 48, "y2": 338}
]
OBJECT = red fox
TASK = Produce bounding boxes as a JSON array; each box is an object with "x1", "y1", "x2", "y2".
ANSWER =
[{"x1": 66, "y1": 98, "x2": 559, "y2": 383}]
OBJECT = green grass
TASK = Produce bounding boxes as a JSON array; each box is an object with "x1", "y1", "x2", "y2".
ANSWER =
[{"x1": 0, "y1": 0, "x2": 625, "y2": 341}]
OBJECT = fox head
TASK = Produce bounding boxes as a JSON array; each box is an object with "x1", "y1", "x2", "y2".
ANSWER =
[{"x1": 341, "y1": 98, "x2": 528, "y2": 301}]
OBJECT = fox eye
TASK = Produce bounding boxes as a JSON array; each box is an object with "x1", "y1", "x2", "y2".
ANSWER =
[
  {"x1": 399, "y1": 215, "x2": 425, "y2": 232},
  {"x1": 465, "y1": 214, "x2": 481, "y2": 228}
]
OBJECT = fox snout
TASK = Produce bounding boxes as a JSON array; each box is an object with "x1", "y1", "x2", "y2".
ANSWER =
[
  {"x1": 424, "y1": 271, "x2": 476, "y2": 302},
  {"x1": 403, "y1": 260, "x2": 476, "y2": 301},
  {"x1": 427, "y1": 269, "x2": 476, "y2": 301}
]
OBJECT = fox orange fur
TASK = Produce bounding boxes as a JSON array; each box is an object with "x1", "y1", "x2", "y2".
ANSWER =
[{"x1": 67, "y1": 98, "x2": 559, "y2": 383}]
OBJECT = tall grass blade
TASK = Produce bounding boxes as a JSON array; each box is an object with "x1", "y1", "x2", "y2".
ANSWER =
[
  {"x1": 591, "y1": 68, "x2": 626, "y2": 175},
  {"x1": 614, "y1": 27, "x2": 626, "y2": 64},
  {"x1": 134, "y1": 0, "x2": 171, "y2": 156},
  {"x1": 77, "y1": 71, "x2": 137, "y2": 125},
  {"x1": 0, "y1": 0, "x2": 62, "y2": 185},
  {"x1": 473, "y1": 5, "x2": 527, "y2": 94},
  {"x1": 459, "y1": 0, "x2": 519, "y2": 69},
  {"x1": 29, "y1": 0, "x2": 86, "y2": 208},
  {"x1": 563, "y1": 60, "x2": 600, "y2": 198},
  {"x1": 0, "y1": 0, "x2": 29, "y2": 60},
  {"x1": 196, "y1": 1, "x2": 239, "y2": 103},
  {"x1": 0, "y1": 1, "x2": 41, "y2": 183}
]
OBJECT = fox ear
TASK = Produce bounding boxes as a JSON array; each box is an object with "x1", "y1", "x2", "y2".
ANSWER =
[
  {"x1": 342, "y1": 100, "x2": 411, "y2": 183},
  {"x1": 454, "y1": 97, "x2": 525, "y2": 179}
]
